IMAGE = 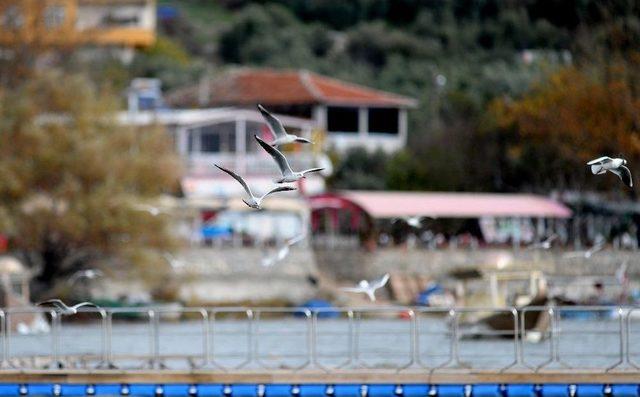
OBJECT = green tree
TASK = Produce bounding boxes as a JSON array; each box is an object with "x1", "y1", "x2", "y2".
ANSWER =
[{"x1": 0, "y1": 72, "x2": 182, "y2": 294}]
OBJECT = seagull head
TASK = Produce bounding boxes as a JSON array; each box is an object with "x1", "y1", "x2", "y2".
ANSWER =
[{"x1": 242, "y1": 198, "x2": 260, "y2": 209}]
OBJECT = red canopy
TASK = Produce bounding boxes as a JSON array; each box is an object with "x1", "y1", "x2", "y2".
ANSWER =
[{"x1": 310, "y1": 191, "x2": 572, "y2": 219}]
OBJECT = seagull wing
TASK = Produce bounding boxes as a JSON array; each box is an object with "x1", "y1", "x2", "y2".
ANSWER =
[
  {"x1": 261, "y1": 249, "x2": 276, "y2": 267},
  {"x1": 591, "y1": 242, "x2": 605, "y2": 254},
  {"x1": 301, "y1": 167, "x2": 324, "y2": 176},
  {"x1": 587, "y1": 156, "x2": 612, "y2": 165},
  {"x1": 72, "y1": 302, "x2": 98, "y2": 310},
  {"x1": 36, "y1": 299, "x2": 67, "y2": 311},
  {"x1": 616, "y1": 260, "x2": 629, "y2": 284},
  {"x1": 276, "y1": 245, "x2": 290, "y2": 261},
  {"x1": 67, "y1": 272, "x2": 82, "y2": 285},
  {"x1": 611, "y1": 165, "x2": 633, "y2": 188},
  {"x1": 255, "y1": 135, "x2": 293, "y2": 176},
  {"x1": 371, "y1": 273, "x2": 390, "y2": 289},
  {"x1": 365, "y1": 289, "x2": 377, "y2": 302},
  {"x1": 341, "y1": 287, "x2": 365, "y2": 293},
  {"x1": 258, "y1": 104, "x2": 288, "y2": 139},
  {"x1": 215, "y1": 164, "x2": 254, "y2": 197},
  {"x1": 286, "y1": 233, "x2": 306, "y2": 246},
  {"x1": 259, "y1": 186, "x2": 296, "y2": 201}
]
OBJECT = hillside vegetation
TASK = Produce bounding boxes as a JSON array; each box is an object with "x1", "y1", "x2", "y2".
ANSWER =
[{"x1": 145, "y1": 0, "x2": 640, "y2": 194}]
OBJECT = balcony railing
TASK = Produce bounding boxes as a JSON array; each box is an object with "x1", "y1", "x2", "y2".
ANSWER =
[
  {"x1": 1, "y1": 305, "x2": 639, "y2": 372},
  {"x1": 186, "y1": 153, "x2": 317, "y2": 177}
]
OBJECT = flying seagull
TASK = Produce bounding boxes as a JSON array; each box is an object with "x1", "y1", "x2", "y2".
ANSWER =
[
  {"x1": 587, "y1": 156, "x2": 633, "y2": 188},
  {"x1": 261, "y1": 234, "x2": 306, "y2": 267},
  {"x1": 162, "y1": 252, "x2": 187, "y2": 270},
  {"x1": 215, "y1": 164, "x2": 296, "y2": 209},
  {"x1": 67, "y1": 269, "x2": 104, "y2": 285},
  {"x1": 258, "y1": 104, "x2": 313, "y2": 147},
  {"x1": 255, "y1": 135, "x2": 324, "y2": 183},
  {"x1": 342, "y1": 273, "x2": 390, "y2": 302},
  {"x1": 528, "y1": 234, "x2": 558, "y2": 250},
  {"x1": 393, "y1": 216, "x2": 434, "y2": 229},
  {"x1": 563, "y1": 241, "x2": 605, "y2": 259},
  {"x1": 133, "y1": 204, "x2": 164, "y2": 216},
  {"x1": 36, "y1": 299, "x2": 98, "y2": 315},
  {"x1": 616, "y1": 260, "x2": 629, "y2": 285}
]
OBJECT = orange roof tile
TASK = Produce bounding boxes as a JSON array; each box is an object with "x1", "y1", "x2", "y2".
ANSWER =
[{"x1": 167, "y1": 69, "x2": 417, "y2": 108}]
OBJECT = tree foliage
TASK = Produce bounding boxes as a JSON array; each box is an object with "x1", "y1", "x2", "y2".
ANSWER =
[
  {"x1": 487, "y1": 65, "x2": 640, "y2": 192},
  {"x1": 0, "y1": 72, "x2": 182, "y2": 293}
]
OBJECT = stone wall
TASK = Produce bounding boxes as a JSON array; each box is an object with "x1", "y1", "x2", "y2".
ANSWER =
[
  {"x1": 173, "y1": 246, "x2": 319, "y2": 305},
  {"x1": 313, "y1": 246, "x2": 640, "y2": 281}
]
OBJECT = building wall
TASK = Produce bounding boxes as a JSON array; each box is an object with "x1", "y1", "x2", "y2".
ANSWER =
[{"x1": 0, "y1": 0, "x2": 155, "y2": 48}]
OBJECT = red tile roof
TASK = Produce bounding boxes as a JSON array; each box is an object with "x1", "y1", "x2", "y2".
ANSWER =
[{"x1": 167, "y1": 69, "x2": 417, "y2": 108}]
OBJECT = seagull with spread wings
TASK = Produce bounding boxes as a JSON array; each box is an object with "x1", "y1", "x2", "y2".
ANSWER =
[
  {"x1": 133, "y1": 203, "x2": 164, "y2": 216},
  {"x1": 393, "y1": 215, "x2": 434, "y2": 229},
  {"x1": 67, "y1": 269, "x2": 103, "y2": 285},
  {"x1": 528, "y1": 234, "x2": 558, "y2": 250},
  {"x1": 258, "y1": 104, "x2": 313, "y2": 147},
  {"x1": 341, "y1": 273, "x2": 390, "y2": 302},
  {"x1": 587, "y1": 156, "x2": 633, "y2": 188},
  {"x1": 261, "y1": 234, "x2": 306, "y2": 267},
  {"x1": 255, "y1": 135, "x2": 324, "y2": 183},
  {"x1": 215, "y1": 164, "x2": 296, "y2": 209},
  {"x1": 36, "y1": 299, "x2": 98, "y2": 315},
  {"x1": 563, "y1": 241, "x2": 605, "y2": 259}
]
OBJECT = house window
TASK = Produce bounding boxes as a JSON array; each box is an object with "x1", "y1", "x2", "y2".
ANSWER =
[
  {"x1": 200, "y1": 132, "x2": 221, "y2": 153},
  {"x1": 44, "y1": 5, "x2": 66, "y2": 29},
  {"x1": 368, "y1": 107, "x2": 399, "y2": 134},
  {"x1": 101, "y1": 10, "x2": 141, "y2": 27},
  {"x1": 187, "y1": 122, "x2": 237, "y2": 154},
  {"x1": 2, "y1": 5, "x2": 24, "y2": 30},
  {"x1": 246, "y1": 121, "x2": 265, "y2": 153},
  {"x1": 327, "y1": 107, "x2": 358, "y2": 133}
]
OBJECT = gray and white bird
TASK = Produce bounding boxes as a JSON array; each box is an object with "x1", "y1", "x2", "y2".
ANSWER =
[
  {"x1": 563, "y1": 241, "x2": 605, "y2": 259},
  {"x1": 587, "y1": 156, "x2": 633, "y2": 188},
  {"x1": 67, "y1": 269, "x2": 104, "y2": 285},
  {"x1": 255, "y1": 135, "x2": 324, "y2": 183},
  {"x1": 258, "y1": 104, "x2": 313, "y2": 147},
  {"x1": 163, "y1": 252, "x2": 186, "y2": 270},
  {"x1": 393, "y1": 215, "x2": 434, "y2": 229},
  {"x1": 528, "y1": 234, "x2": 558, "y2": 250},
  {"x1": 215, "y1": 164, "x2": 296, "y2": 209},
  {"x1": 616, "y1": 260, "x2": 629, "y2": 285},
  {"x1": 261, "y1": 234, "x2": 306, "y2": 267},
  {"x1": 133, "y1": 204, "x2": 164, "y2": 216},
  {"x1": 341, "y1": 273, "x2": 390, "y2": 302},
  {"x1": 36, "y1": 299, "x2": 98, "y2": 315}
]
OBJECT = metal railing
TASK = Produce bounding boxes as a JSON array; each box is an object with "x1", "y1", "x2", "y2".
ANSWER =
[{"x1": 0, "y1": 305, "x2": 638, "y2": 372}]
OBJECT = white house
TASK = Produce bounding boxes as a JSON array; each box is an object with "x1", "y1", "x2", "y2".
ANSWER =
[
  {"x1": 167, "y1": 68, "x2": 417, "y2": 153},
  {"x1": 119, "y1": 107, "x2": 326, "y2": 198}
]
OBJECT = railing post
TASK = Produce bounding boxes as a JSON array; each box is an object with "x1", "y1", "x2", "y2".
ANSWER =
[
  {"x1": 200, "y1": 309, "x2": 209, "y2": 369},
  {"x1": 606, "y1": 307, "x2": 639, "y2": 371},
  {"x1": 0, "y1": 310, "x2": 7, "y2": 369},
  {"x1": 148, "y1": 309, "x2": 161, "y2": 369},
  {"x1": 246, "y1": 309, "x2": 255, "y2": 368},
  {"x1": 451, "y1": 309, "x2": 461, "y2": 367},
  {"x1": 97, "y1": 309, "x2": 110, "y2": 369},
  {"x1": 50, "y1": 311, "x2": 62, "y2": 369},
  {"x1": 353, "y1": 310, "x2": 361, "y2": 368}
]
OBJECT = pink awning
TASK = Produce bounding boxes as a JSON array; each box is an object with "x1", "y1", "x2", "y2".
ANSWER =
[{"x1": 330, "y1": 191, "x2": 572, "y2": 219}]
